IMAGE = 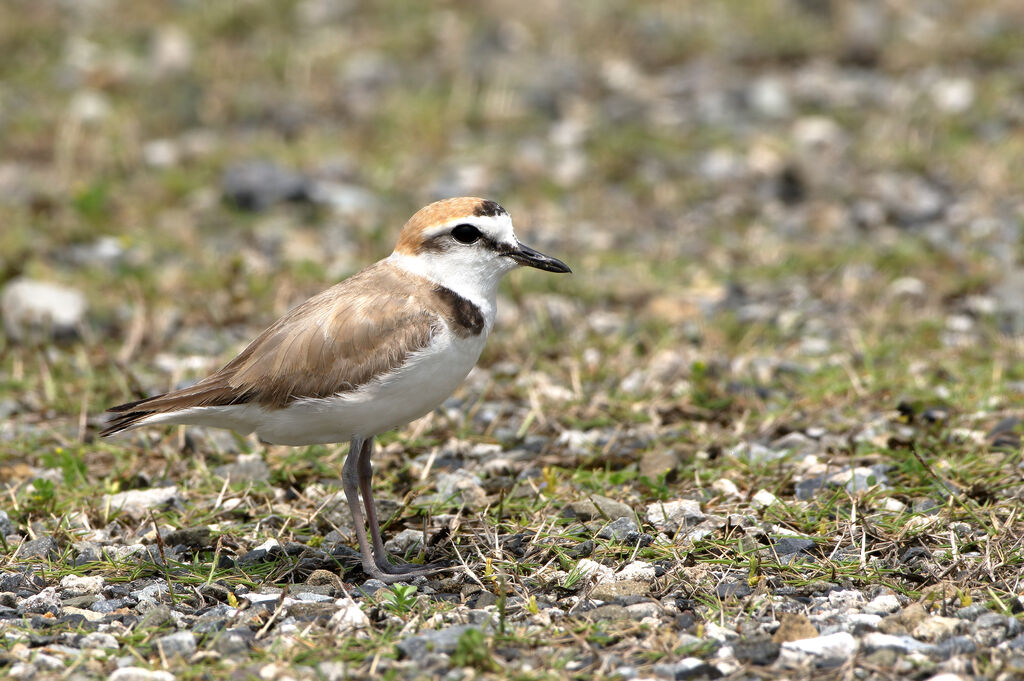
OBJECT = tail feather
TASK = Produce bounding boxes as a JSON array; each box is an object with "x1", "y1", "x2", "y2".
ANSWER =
[
  {"x1": 101, "y1": 373, "x2": 251, "y2": 437},
  {"x1": 100, "y1": 408, "x2": 158, "y2": 437}
]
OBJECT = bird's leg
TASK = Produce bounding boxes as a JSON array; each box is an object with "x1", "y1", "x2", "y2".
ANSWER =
[
  {"x1": 355, "y1": 437, "x2": 390, "y2": 565},
  {"x1": 341, "y1": 437, "x2": 409, "y2": 583},
  {"x1": 356, "y1": 437, "x2": 448, "y2": 577}
]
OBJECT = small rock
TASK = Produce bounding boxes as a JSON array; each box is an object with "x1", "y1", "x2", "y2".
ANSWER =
[
  {"x1": 81, "y1": 632, "x2": 119, "y2": 650},
  {"x1": 652, "y1": 657, "x2": 722, "y2": 680},
  {"x1": 645, "y1": 500, "x2": 704, "y2": 534},
  {"x1": 751, "y1": 489, "x2": 780, "y2": 509},
  {"x1": 1, "y1": 278, "x2": 87, "y2": 342},
  {"x1": 772, "y1": 613, "x2": 818, "y2": 643},
  {"x1": 879, "y1": 603, "x2": 928, "y2": 634},
  {"x1": 861, "y1": 632, "x2": 934, "y2": 655},
  {"x1": 597, "y1": 517, "x2": 639, "y2": 542},
  {"x1": 913, "y1": 616, "x2": 962, "y2": 642},
  {"x1": 109, "y1": 669, "x2": 177, "y2": 681},
  {"x1": 156, "y1": 631, "x2": 197, "y2": 659},
  {"x1": 60, "y1": 574, "x2": 105, "y2": 597},
  {"x1": 212, "y1": 628, "x2": 253, "y2": 656},
  {"x1": 213, "y1": 454, "x2": 270, "y2": 483},
  {"x1": 710, "y1": 478, "x2": 740, "y2": 498},
  {"x1": 732, "y1": 637, "x2": 780, "y2": 665},
  {"x1": 102, "y1": 487, "x2": 181, "y2": 519},
  {"x1": 0, "y1": 510, "x2": 15, "y2": 536},
  {"x1": 566, "y1": 495, "x2": 633, "y2": 521},
  {"x1": 779, "y1": 631, "x2": 858, "y2": 668},
  {"x1": 396, "y1": 624, "x2": 480, "y2": 659},
  {"x1": 222, "y1": 160, "x2": 311, "y2": 211},
  {"x1": 164, "y1": 527, "x2": 211, "y2": 549},
  {"x1": 716, "y1": 581, "x2": 751, "y2": 599},
  {"x1": 18, "y1": 536, "x2": 60, "y2": 561},
  {"x1": 329, "y1": 598, "x2": 369, "y2": 633},
  {"x1": 639, "y1": 449, "x2": 680, "y2": 480},
  {"x1": 591, "y1": 580, "x2": 650, "y2": 601},
  {"x1": 18, "y1": 586, "x2": 62, "y2": 616},
  {"x1": 864, "y1": 594, "x2": 901, "y2": 615},
  {"x1": 384, "y1": 528, "x2": 423, "y2": 556}
]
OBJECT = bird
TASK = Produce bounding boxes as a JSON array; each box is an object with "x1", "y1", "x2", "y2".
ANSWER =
[{"x1": 101, "y1": 197, "x2": 571, "y2": 582}]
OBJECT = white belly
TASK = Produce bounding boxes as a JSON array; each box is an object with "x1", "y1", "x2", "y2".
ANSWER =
[{"x1": 154, "y1": 328, "x2": 489, "y2": 446}]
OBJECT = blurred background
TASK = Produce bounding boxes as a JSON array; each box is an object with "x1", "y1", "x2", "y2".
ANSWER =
[{"x1": 1, "y1": 0, "x2": 1023, "y2": 466}]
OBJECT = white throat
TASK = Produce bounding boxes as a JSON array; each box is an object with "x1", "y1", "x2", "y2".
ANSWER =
[{"x1": 388, "y1": 251, "x2": 512, "y2": 327}]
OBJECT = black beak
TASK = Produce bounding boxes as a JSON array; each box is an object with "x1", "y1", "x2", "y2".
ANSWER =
[{"x1": 509, "y1": 242, "x2": 572, "y2": 273}]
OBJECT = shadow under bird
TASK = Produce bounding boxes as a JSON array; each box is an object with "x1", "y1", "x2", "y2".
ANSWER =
[{"x1": 102, "y1": 197, "x2": 571, "y2": 582}]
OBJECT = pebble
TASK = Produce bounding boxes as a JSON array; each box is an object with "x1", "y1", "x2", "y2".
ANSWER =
[
  {"x1": 156, "y1": 631, "x2": 197, "y2": 659},
  {"x1": 396, "y1": 624, "x2": 481, "y2": 659},
  {"x1": 81, "y1": 632, "x2": 119, "y2": 650},
  {"x1": 328, "y1": 598, "x2": 369, "y2": 633},
  {"x1": 109, "y1": 669, "x2": 177, "y2": 681},
  {"x1": 597, "y1": 516, "x2": 639, "y2": 541},
  {"x1": 60, "y1": 574, "x2": 105, "y2": 597},
  {"x1": 645, "y1": 500, "x2": 704, "y2": 533},
  {"x1": 102, "y1": 487, "x2": 182, "y2": 519},
  {"x1": 1, "y1": 278, "x2": 87, "y2": 341},
  {"x1": 17, "y1": 587, "x2": 62, "y2": 616},
  {"x1": 779, "y1": 632, "x2": 858, "y2": 667},
  {"x1": 221, "y1": 160, "x2": 310, "y2": 211},
  {"x1": 566, "y1": 495, "x2": 633, "y2": 521}
]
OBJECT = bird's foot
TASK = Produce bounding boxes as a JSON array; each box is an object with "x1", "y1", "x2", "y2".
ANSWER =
[{"x1": 358, "y1": 556, "x2": 451, "y2": 583}]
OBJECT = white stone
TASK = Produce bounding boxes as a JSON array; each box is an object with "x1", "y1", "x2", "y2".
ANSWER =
[
  {"x1": 109, "y1": 669, "x2": 177, "y2": 681},
  {"x1": 710, "y1": 478, "x2": 740, "y2": 498},
  {"x1": 780, "y1": 631, "x2": 858, "y2": 666},
  {"x1": 864, "y1": 594, "x2": 901, "y2": 615},
  {"x1": 60, "y1": 574, "x2": 105, "y2": 596},
  {"x1": 751, "y1": 489, "x2": 780, "y2": 509},
  {"x1": 861, "y1": 632, "x2": 934, "y2": 654},
  {"x1": 645, "y1": 499, "x2": 704, "y2": 534},
  {"x1": 329, "y1": 598, "x2": 369, "y2": 633},
  {"x1": 616, "y1": 561, "x2": 657, "y2": 582},
  {"x1": 574, "y1": 558, "x2": 614, "y2": 584},
  {"x1": 2, "y1": 278, "x2": 87, "y2": 341},
  {"x1": 81, "y1": 632, "x2": 120, "y2": 650},
  {"x1": 102, "y1": 487, "x2": 180, "y2": 519},
  {"x1": 912, "y1": 616, "x2": 962, "y2": 642}
]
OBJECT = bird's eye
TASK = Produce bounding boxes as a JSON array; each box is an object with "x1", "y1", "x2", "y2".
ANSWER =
[{"x1": 451, "y1": 224, "x2": 482, "y2": 244}]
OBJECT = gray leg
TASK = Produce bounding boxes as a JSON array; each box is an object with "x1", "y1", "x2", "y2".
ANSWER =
[
  {"x1": 341, "y1": 436, "x2": 443, "y2": 581},
  {"x1": 356, "y1": 437, "x2": 445, "y2": 576}
]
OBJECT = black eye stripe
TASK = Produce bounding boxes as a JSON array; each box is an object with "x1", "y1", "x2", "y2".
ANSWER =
[{"x1": 451, "y1": 224, "x2": 482, "y2": 244}]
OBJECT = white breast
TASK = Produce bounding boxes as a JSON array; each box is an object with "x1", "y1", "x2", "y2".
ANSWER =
[{"x1": 245, "y1": 325, "x2": 488, "y2": 445}]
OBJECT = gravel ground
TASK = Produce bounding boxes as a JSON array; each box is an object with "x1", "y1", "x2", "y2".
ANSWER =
[{"x1": 2, "y1": 1, "x2": 1024, "y2": 680}]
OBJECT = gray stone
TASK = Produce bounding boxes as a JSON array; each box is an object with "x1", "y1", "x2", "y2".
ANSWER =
[
  {"x1": 81, "y1": 632, "x2": 119, "y2": 650},
  {"x1": 861, "y1": 632, "x2": 934, "y2": 655},
  {"x1": 60, "y1": 574, "x2": 104, "y2": 597},
  {"x1": 213, "y1": 454, "x2": 270, "y2": 483},
  {"x1": 18, "y1": 586, "x2": 62, "y2": 616},
  {"x1": 652, "y1": 657, "x2": 721, "y2": 680},
  {"x1": 18, "y1": 536, "x2": 59, "y2": 561},
  {"x1": 645, "y1": 500, "x2": 704, "y2": 534},
  {"x1": 102, "y1": 487, "x2": 181, "y2": 519},
  {"x1": 222, "y1": 160, "x2": 311, "y2": 211},
  {"x1": 1, "y1": 278, "x2": 87, "y2": 341},
  {"x1": 109, "y1": 669, "x2": 177, "y2": 681},
  {"x1": 566, "y1": 495, "x2": 633, "y2": 521},
  {"x1": 929, "y1": 636, "x2": 977, "y2": 660},
  {"x1": 212, "y1": 628, "x2": 253, "y2": 656},
  {"x1": 779, "y1": 632, "x2": 858, "y2": 667},
  {"x1": 396, "y1": 624, "x2": 481, "y2": 659},
  {"x1": 597, "y1": 517, "x2": 639, "y2": 541},
  {"x1": 0, "y1": 510, "x2": 14, "y2": 536},
  {"x1": 156, "y1": 631, "x2": 197, "y2": 659}
]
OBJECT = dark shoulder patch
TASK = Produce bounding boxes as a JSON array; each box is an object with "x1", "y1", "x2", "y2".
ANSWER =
[
  {"x1": 433, "y1": 285, "x2": 485, "y2": 337},
  {"x1": 473, "y1": 200, "x2": 507, "y2": 218}
]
